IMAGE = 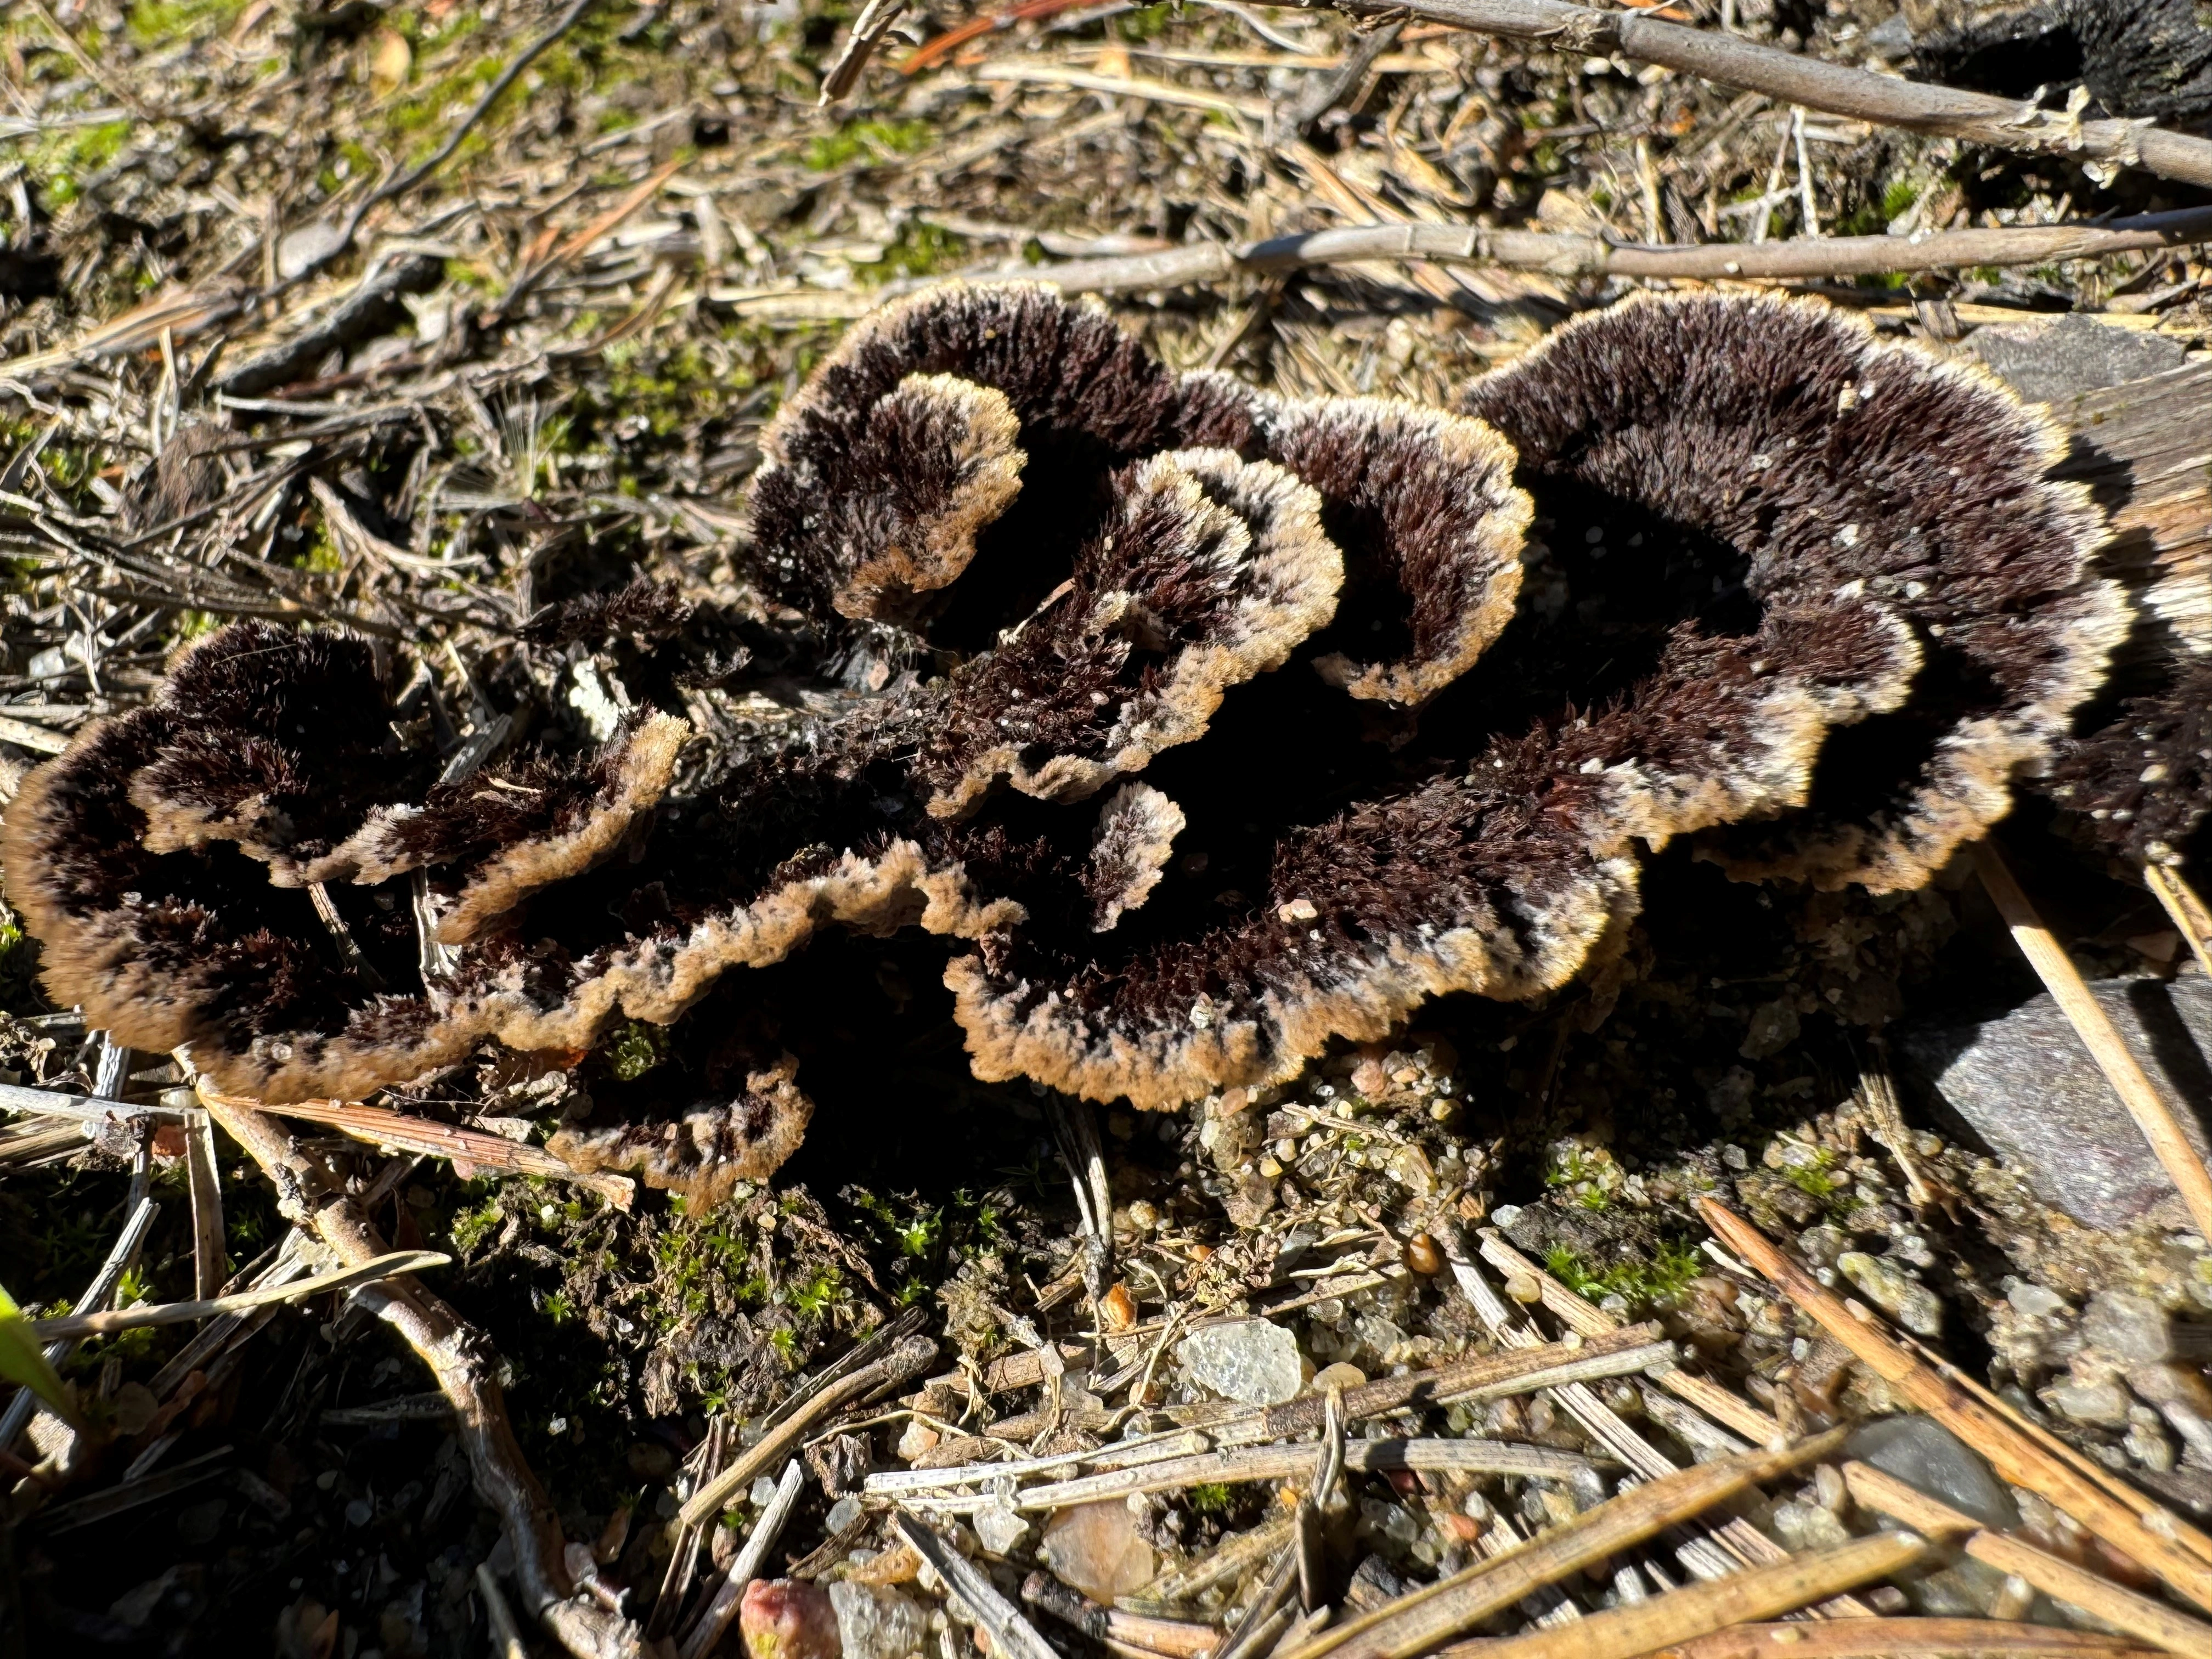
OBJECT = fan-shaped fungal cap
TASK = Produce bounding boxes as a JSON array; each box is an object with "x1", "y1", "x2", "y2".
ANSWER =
[
  {"x1": 1462, "y1": 290, "x2": 2123, "y2": 892},
  {"x1": 916, "y1": 448, "x2": 1342, "y2": 816},
  {"x1": 0, "y1": 284, "x2": 2132, "y2": 1150},
  {"x1": 2046, "y1": 657, "x2": 2212, "y2": 867}
]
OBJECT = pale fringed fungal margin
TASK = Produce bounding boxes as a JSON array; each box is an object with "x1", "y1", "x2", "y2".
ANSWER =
[
  {"x1": 0, "y1": 283, "x2": 2125, "y2": 1170},
  {"x1": 1463, "y1": 290, "x2": 2124, "y2": 894}
]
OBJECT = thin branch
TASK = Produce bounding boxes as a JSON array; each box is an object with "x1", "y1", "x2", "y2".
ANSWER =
[
  {"x1": 1295, "y1": 0, "x2": 2212, "y2": 190},
  {"x1": 822, "y1": 0, "x2": 912, "y2": 103},
  {"x1": 309, "y1": 0, "x2": 601, "y2": 281},
  {"x1": 1000, "y1": 206, "x2": 2212, "y2": 296},
  {"x1": 202, "y1": 1097, "x2": 636, "y2": 1659},
  {"x1": 198, "y1": 1086, "x2": 635, "y2": 1209}
]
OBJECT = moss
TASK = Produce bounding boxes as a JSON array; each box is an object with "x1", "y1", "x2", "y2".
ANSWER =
[
  {"x1": 33, "y1": 118, "x2": 132, "y2": 208},
  {"x1": 1189, "y1": 1481, "x2": 1235, "y2": 1512},
  {"x1": 1116, "y1": 2, "x2": 1173, "y2": 40},
  {"x1": 803, "y1": 117, "x2": 932, "y2": 172},
  {"x1": 126, "y1": 0, "x2": 247, "y2": 46},
  {"x1": 449, "y1": 1195, "x2": 505, "y2": 1254},
  {"x1": 854, "y1": 221, "x2": 968, "y2": 287},
  {"x1": 605, "y1": 1019, "x2": 666, "y2": 1082},
  {"x1": 1544, "y1": 1239, "x2": 1703, "y2": 1311}
]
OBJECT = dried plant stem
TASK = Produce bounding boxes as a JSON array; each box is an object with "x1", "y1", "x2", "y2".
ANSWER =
[
  {"x1": 1475, "y1": 1231, "x2": 1784, "y2": 1445},
  {"x1": 1009, "y1": 208, "x2": 2212, "y2": 297},
  {"x1": 1299, "y1": 0, "x2": 2212, "y2": 190},
  {"x1": 28, "y1": 1249, "x2": 450, "y2": 1339},
  {"x1": 183, "y1": 1108, "x2": 225, "y2": 1301},
  {"x1": 202, "y1": 1098, "x2": 635, "y2": 1659},
  {"x1": 902, "y1": 1436, "x2": 1604, "y2": 1515},
  {"x1": 1844, "y1": 1460, "x2": 2212, "y2": 1659},
  {"x1": 676, "y1": 1334, "x2": 936, "y2": 1530},
  {"x1": 197, "y1": 1086, "x2": 635, "y2": 1208},
  {"x1": 1277, "y1": 1429, "x2": 1845, "y2": 1659},
  {"x1": 679, "y1": 1457, "x2": 805, "y2": 1659},
  {"x1": 1699, "y1": 1194, "x2": 2212, "y2": 1613},
  {"x1": 1453, "y1": 1530, "x2": 1931, "y2": 1659},
  {"x1": 1668, "y1": 1622, "x2": 2168, "y2": 1659},
  {"x1": 1972, "y1": 840, "x2": 2212, "y2": 1242},
  {"x1": 2147, "y1": 864, "x2": 2212, "y2": 981},
  {"x1": 895, "y1": 1514, "x2": 1063, "y2": 1659}
]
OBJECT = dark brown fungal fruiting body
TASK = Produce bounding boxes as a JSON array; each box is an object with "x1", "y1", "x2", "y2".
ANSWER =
[
  {"x1": 1462, "y1": 291, "x2": 2120, "y2": 894},
  {"x1": 2047, "y1": 656, "x2": 2212, "y2": 868},
  {"x1": 0, "y1": 284, "x2": 2123, "y2": 1189}
]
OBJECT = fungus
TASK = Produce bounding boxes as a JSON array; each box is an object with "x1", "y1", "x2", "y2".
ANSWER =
[
  {"x1": 1460, "y1": 290, "x2": 2121, "y2": 891},
  {"x1": 1, "y1": 285, "x2": 2124, "y2": 1182}
]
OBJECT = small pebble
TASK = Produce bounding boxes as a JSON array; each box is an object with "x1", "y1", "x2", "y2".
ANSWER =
[
  {"x1": 830, "y1": 1583, "x2": 924, "y2": 1659},
  {"x1": 744, "y1": 1579, "x2": 840, "y2": 1659},
  {"x1": 1836, "y1": 1252, "x2": 1943, "y2": 1336},
  {"x1": 1099, "y1": 1283, "x2": 1137, "y2": 1332},
  {"x1": 2043, "y1": 1379, "x2": 2133, "y2": 1427},
  {"x1": 1041, "y1": 1500, "x2": 1156, "y2": 1600},
  {"x1": 973, "y1": 1503, "x2": 1030, "y2": 1556},
  {"x1": 1177, "y1": 1319, "x2": 1301, "y2": 1404}
]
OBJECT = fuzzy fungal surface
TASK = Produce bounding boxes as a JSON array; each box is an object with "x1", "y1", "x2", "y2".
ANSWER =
[{"x1": 4, "y1": 284, "x2": 2126, "y2": 1200}]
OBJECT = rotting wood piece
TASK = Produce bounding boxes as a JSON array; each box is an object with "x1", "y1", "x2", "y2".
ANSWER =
[
  {"x1": 1700, "y1": 1195, "x2": 2212, "y2": 1613},
  {"x1": 201, "y1": 1097, "x2": 636, "y2": 1659}
]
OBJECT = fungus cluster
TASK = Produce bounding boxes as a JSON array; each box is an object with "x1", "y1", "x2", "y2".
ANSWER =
[{"x1": 3, "y1": 284, "x2": 2126, "y2": 1198}]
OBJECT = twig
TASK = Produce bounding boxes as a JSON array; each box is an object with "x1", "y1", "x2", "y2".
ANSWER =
[
  {"x1": 1276, "y1": 1430, "x2": 1846, "y2": 1659},
  {"x1": 315, "y1": 0, "x2": 602, "y2": 279},
  {"x1": 679, "y1": 1457, "x2": 806, "y2": 1659},
  {"x1": 1699, "y1": 1195, "x2": 2212, "y2": 1613},
  {"x1": 1281, "y1": 15, "x2": 1403, "y2": 134},
  {"x1": 196, "y1": 1085, "x2": 635, "y2": 1209},
  {"x1": 994, "y1": 206, "x2": 2212, "y2": 296},
  {"x1": 184, "y1": 1101, "x2": 225, "y2": 1301},
  {"x1": 202, "y1": 1098, "x2": 635, "y2": 1659},
  {"x1": 27, "y1": 1249, "x2": 449, "y2": 1339},
  {"x1": 2147, "y1": 864, "x2": 2212, "y2": 982},
  {"x1": 1844, "y1": 1460, "x2": 2212, "y2": 1659},
  {"x1": 676, "y1": 1333, "x2": 938, "y2": 1529},
  {"x1": 822, "y1": 0, "x2": 912, "y2": 103},
  {"x1": 0, "y1": 1080, "x2": 194, "y2": 1123},
  {"x1": 1294, "y1": 0, "x2": 2212, "y2": 190},
  {"x1": 1124, "y1": 1517, "x2": 1297, "y2": 1613},
  {"x1": 1972, "y1": 840, "x2": 2212, "y2": 1242},
  {"x1": 895, "y1": 1513, "x2": 1063, "y2": 1659},
  {"x1": 478, "y1": 1562, "x2": 533, "y2": 1659},
  {"x1": 1020, "y1": 1575, "x2": 1218, "y2": 1658},
  {"x1": 1454, "y1": 1531, "x2": 1932, "y2": 1659}
]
